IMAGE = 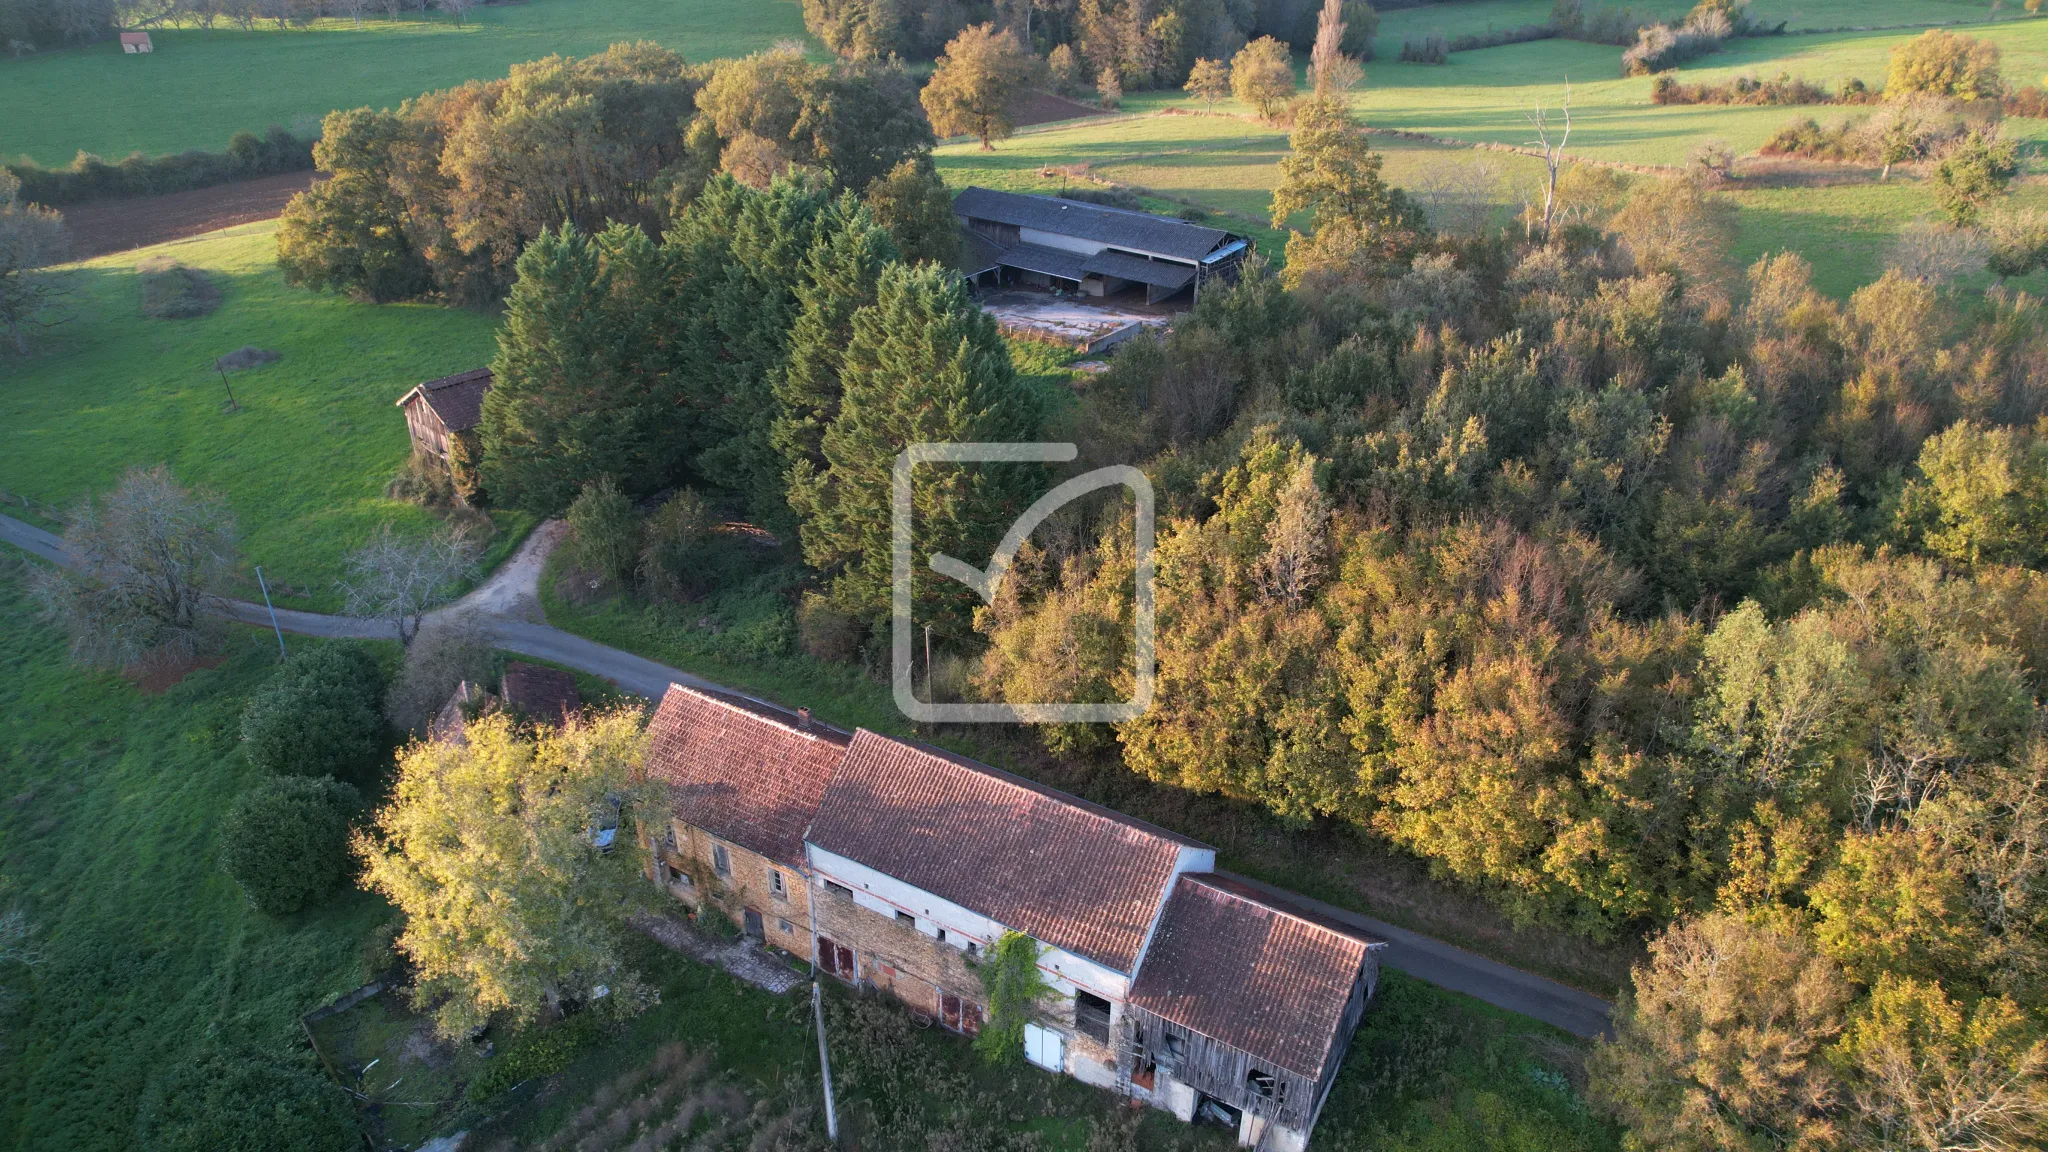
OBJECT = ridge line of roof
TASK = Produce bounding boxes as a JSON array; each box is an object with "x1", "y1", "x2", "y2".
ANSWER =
[
  {"x1": 844, "y1": 727, "x2": 1212, "y2": 851},
  {"x1": 1179, "y1": 873, "x2": 1380, "y2": 949},
  {"x1": 959, "y1": 185, "x2": 1227, "y2": 232},
  {"x1": 662, "y1": 681, "x2": 851, "y2": 745}
]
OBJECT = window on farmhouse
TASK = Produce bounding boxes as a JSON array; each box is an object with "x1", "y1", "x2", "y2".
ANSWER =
[
  {"x1": 778, "y1": 918, "x2": 793, "y2": 935},
  {"x1": 666, "y1": 863, "x2": 692, "y2": 888},
  {"x1": 1245, "y1": 1067, "x2": 1285, "y2": 1103},
  {"x1": 896, "y1": 911, "x2": 916, "y2": 929},
  {"x1": 712, "y1": 844, "x2": 731, "y2": 877},
  {"x1": 770, "y1": 869, "x2": 787, "y2": 899},
  {"x1": 1074, "y1": 990, "x2": 1112, "y2": 1045},
  {"x1": 825, "y1": 880, "x2": 853, "y2": 898},
  {"x1": 1161, "y1": 1030, "x2": 1186, "y2": 1072}
]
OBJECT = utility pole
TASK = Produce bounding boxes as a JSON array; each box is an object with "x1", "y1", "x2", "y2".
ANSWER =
[
  {"x1": 924, "y1": 623, "x2": 933, "y2": 701},
  {"x1": 812, "y1": 980, "x2": 839, "y2": 1141},
  {"x1": 255, "y1": 565, "x2": 287, "y2": 659},
  {"x1": 215, "y1": 365, "x2": 240, "y2": 412}
]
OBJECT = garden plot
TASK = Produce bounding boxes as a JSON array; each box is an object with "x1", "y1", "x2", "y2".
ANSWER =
[{"x1": 305, "y1": 985, "x2": 484, "y2": 1150}]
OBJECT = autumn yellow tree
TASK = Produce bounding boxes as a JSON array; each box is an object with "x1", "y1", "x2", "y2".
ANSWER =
[
  {"x1": 920, "y1": 23, "x2": 1033, "y2": 150},
  {"x1": 356, "y1": 709, "x2": 663, "y2": 1038},
  {"x1": 1184, "y1": 57, "x2": 1231, "y2": 111},
  {"x1": 1589, "y1": 912, "x2": 1851, "y2": 1152},
  {"x1": 1230, "y1": 36, "x2": 1296, "y2": 121}
]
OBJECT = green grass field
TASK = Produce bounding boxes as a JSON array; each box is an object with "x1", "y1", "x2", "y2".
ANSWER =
[
  {"x1": 0, "y1": 0, "x2": 808, "y2": 166},
  {"x1": 0, "y1": 566, "x2": 393, "y2": 1150},
  {"x1": 0, "y1": 221, "x2": 521, "y2": 610}
]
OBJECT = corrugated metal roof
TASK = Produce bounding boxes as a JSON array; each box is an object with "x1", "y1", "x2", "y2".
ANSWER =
[
  {"x1": 1082, "y1": 249, "x2": 1196, "y2": 289},
  {"x1": 954, "y1": 187, "x2": 1231, "y2": 262},
  {"x1": 1128, "y1": 874, "x2": 1374, "y2": 1081},
  {"x1": 806, "y1": 730, "x2": 1207, "y2": 973},
  {"x1": 993, "y1": 240, "x2": 1092, "y2": 282},
  {"x1": 644, "y1": 684, "x2": 850, "y2": 867}
]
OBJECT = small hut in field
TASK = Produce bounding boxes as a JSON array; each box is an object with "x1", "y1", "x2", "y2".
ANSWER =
[{"x1": 395, "y1": 367, "x2": 491, "y2": 462}]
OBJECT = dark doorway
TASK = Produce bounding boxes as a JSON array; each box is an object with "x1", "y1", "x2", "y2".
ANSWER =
[
  {"x1": 743, "y1": 908, "x2": 764, "y2": 941},
  {"x1": 818, "y1": 935, "x2": 856, "y2": 980},
  {"x1": 1194, "y1": 1094, "x2": 1242, "y2": 1130}
]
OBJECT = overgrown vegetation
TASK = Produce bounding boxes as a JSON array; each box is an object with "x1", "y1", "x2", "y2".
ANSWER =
[{"x1": 0, "y1": 566, "x2": 383, "y2": 1150}]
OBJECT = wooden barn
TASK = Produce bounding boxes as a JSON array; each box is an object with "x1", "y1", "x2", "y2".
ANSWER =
[{"x1": 394, "y1": 367, "x2": 491, "y2": 462}]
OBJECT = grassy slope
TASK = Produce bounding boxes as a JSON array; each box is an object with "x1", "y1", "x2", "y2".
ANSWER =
[
  {"x1": 0, "y1": 0, "x2": 807, "y2": 166},
  {"x1": 0, "y1": 221, "x2": 516, "y2": 610},
  {"x1": 0, "y1": 563, "x2": 391, "y2": 1151}
]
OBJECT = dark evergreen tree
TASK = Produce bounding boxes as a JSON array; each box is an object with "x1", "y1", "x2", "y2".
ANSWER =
[
  {"x1": 792, "y1": 262, "x2": 1045, "y2": 628},
  {"x1": 480, "y1": 222, "x2": 684, "y2": 514}
]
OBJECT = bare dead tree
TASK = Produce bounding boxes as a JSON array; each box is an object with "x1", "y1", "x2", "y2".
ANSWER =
[
  {"x1": 338, "y1": 523, "x2": 480, "y2": 645},
  {"x1": 1526, "y1": 79, "x2": 1573, "y2": 242},
  {"x1": 30, "y1": 466, "x2": 239, "y2": 669}
]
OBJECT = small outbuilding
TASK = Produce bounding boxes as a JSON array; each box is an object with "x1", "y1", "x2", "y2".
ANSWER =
[
  {"x1": 119, "y1": 31, "x2": 153, "y2": 52},
  {"x1": 395, "y1": 367, "x2": 491, "y2": 462}
]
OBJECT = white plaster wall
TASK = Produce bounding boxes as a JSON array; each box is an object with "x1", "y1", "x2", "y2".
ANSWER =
[{"x1": 806, "y1": 844, "x2": 1133, "y2": 999}]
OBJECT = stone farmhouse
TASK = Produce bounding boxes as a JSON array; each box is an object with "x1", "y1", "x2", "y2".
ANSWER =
[
  {"x1": 954, "y1": 186, "x2": 1252, "y2": 306},
  {"x1": 642, "y1": 683, "x2": 1383, "y2": 1150}
]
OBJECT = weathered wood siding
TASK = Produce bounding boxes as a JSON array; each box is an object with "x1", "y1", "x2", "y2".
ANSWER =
[{"x1": 403, "y1": 397, "x2": 450, "y2": 459}]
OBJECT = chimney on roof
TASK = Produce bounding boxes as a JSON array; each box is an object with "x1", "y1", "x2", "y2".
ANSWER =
[{"x1": 797, "y1": 707, "x2": 812, "y2": 731}]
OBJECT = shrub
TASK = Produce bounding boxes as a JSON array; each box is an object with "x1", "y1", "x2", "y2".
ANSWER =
[
  {"x1": 637, "y1": 489, "x2": 715, "y2": 601},
  {"x1": 1887, "y1": 29, "x2": 2001, "y2": 102},
  {"x1": 1398, "y1": 33, "x2": 1448, "y2": 63},
  {"x1": 137, "y1": 259, "x2": 223, "y2": 319},
  {"x1": 4, "y1": 126, "x2": 315, "y2": 208},
  {"x1": 1986, "y1": 206, "x2": 2048, "y2": 278},
  {"x1": 218, "y1": 776, "x2": 360, "y2": 915},
  {"x1": 385, "y1": 449, "x2": 456, "y2": 508},
  {"x1": 144, "y1": 1044, "x2": 361, "y2": 1152},
  {"x1": 1761, "y1": 116, "x2": 1862, "y2": 161},
  {"x1": 465, "y1": 1010, "x2": 610, "y2": 1103},
  {"x1": 1932, "y1": 129, "x2": 2019, "y2": 226},
  {"x1": 1688, "y1": 137, "x2": 1736, "y2": 181},
  {"x1": 567, "y1": 475, "x2": 641, "y2": 586},
  {"x1": 1653, "y1": 72, "x2": 1834, "y2": 106},
  {"x1": 1621, "y1": 16, "x2": 1726, "y2": 76},
  {"x1": 798, "y1": 591, "x2": 864, "y2": 663},
  {"x1": 240, "y1": 643, "x2": 386, "y2": 780},
  {"x1": 2003, "y1": 86, "x2": 2048, "y2": 117}
]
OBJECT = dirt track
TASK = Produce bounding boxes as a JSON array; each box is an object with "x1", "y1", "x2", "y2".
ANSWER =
[{"x1": 60, "y1": 170, "x2": 318, "y2": 260}]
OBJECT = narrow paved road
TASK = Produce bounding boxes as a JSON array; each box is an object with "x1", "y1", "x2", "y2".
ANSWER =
[
  {"x1": 1223, "y1": 872, "x2": 1612, "y2": 1037},
  {"x1": 1, "y1": 510, "x2": 1613, "y2": 1037}
]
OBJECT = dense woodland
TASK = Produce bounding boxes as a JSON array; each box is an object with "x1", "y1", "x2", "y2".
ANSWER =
[{"x1": 61, "y1": 11, "x2": 2042, "y2": 1144}]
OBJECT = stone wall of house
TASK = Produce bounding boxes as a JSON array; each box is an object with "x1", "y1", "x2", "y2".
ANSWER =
[
  {"x1": 811, "y1": 880, "x2": 984, "y2": 1023},
  {"x1": 648, "y1": 816, "x2": 810, "y2": 958},
  {"x1": 809, "y1": 878, "x2": 1125, "y2": 1086}
]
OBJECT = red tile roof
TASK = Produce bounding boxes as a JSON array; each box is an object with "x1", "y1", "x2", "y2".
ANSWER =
[
  {"x1": 397, "y1": 367, "x2": 492, "y2": 433},
  {"x1": 805, "y1": 730, "x2": 1206, "y2": 973},
  {"x1": 1128, "y1": 873, "x2": 1375, "y2": 1081},
  {"x1": 500, "y1": 662, "x2": 580, "y2": 727},
  {"x1": 644, "y1": 684, "x2": 849, "y2": 867}
]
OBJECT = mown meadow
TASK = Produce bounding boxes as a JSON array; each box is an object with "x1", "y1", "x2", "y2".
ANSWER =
[
  {"x1": 0, "y1": 221, "x2": 521, "y2": 610},
  {"x1": 0, "y1": 0, "x2": 809, "y2": 165}
]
